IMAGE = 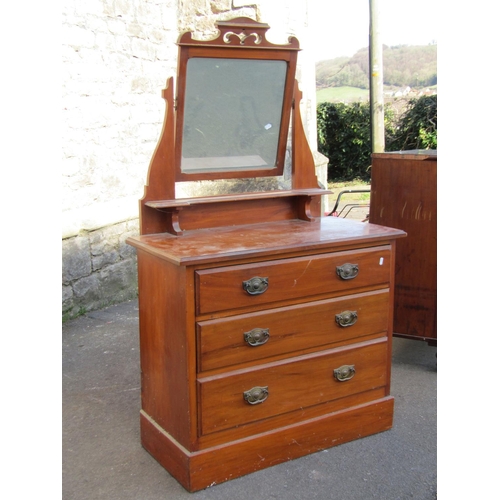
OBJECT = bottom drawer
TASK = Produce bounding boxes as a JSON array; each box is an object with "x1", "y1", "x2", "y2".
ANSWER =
[{"x1": 198, "y1": 338, "x2": 388, "y2": 435}]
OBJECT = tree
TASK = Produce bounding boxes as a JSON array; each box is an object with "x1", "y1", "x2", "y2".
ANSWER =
[{"x1": 386, "y1": 95, "x2": 437, "y2": 151}]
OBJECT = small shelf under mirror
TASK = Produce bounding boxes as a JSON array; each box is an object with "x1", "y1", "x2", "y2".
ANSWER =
[{"x1": 145, "y1": 188, "x2": 331, "y2": 209}]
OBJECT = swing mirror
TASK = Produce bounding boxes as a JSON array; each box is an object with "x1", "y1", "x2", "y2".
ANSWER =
[{"x1": 174, "y1": 18, "x2": 299, "y2": 182}]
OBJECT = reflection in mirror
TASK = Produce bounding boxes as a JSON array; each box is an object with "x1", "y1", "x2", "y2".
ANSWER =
[
  {"x1": 181, "y1": 58, "x2": 287, "y2": 174},
  {"x1": 175, "y1": 173, "x2": 292, "y2": 199}
]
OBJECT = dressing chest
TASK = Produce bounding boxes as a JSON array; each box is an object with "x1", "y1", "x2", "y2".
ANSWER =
[{"x1": 127, "y1": 18, "x2": 406, "y2": 492}]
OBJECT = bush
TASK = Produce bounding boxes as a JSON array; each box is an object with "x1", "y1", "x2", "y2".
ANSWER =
[
  {"x1": 317, "y1": 95, "x2": 437, "y2": 181},
  {"x1": 317, "y1": 101, "x2": 372, "y2": 182}
]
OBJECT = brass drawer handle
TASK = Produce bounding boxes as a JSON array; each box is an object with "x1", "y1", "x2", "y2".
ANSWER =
[
  {"x1": 243, "y1": 386, "x2": 269, "y2": 405},
  {"x1": 335, "y1": 310, "x2": 358, "y2": 328},
  {"x1": 336, "y1": 263, "x2": 359, "y2": 280},
  {"x1": 244, "y1": 328, "x2": 270, "y2": 346},
  {"x1": 242, "y1": 276, "x2": 269, "y2": 295},
  {"x1": 333, "y1": 365, "x2": 356, "y2": 382}
]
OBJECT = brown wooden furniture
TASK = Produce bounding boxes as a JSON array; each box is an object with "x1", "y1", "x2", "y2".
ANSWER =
[
  {"x1": 370, "y1": 151, "x2": 437, "y2": 345},
  {"x1": 127, "y1": 18, "x2": 406, "y2": 492}
]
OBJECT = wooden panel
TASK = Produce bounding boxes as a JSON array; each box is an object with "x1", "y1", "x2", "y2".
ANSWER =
[
  {"x1": 198, "y1": 338, "x2": 388, "y2": 435},
  {"x1": 141, "y1": 398, "x2": 394, "y2": 492},
  {"x1": 196, "y1": 246, "x2": 392, "y2": 315},
  {"x1": 198, "y1": 289, "x2": 389, "y2": 371},
  {"x1": 136, "y1": 250, "x2": 197, "y2": 449},
  {"x1": 176, "y1": 196, "x2": 298, "y2": 231},
  {"x1": 370, "y1": 152, "x2": 436, "y2": 342}
]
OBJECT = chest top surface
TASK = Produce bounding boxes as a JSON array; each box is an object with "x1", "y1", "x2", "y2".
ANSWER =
[{"x1": 127, "y1": 217, "x2": 406, "y2": 266}]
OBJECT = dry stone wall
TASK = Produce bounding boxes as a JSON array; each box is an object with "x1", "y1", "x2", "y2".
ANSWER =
[{"x1": 62, "y1": 0, "x2": 324, "y2": 320}]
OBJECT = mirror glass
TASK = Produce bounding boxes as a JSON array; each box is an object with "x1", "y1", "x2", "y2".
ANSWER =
[{"x1": 180, "y1": 57, "x2": 288, "y2": 174}]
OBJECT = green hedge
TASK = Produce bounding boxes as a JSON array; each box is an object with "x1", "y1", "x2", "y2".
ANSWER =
[
  {"x1": 317, "y1": 101, "x2": 372, "y2": 181},
  {"x1": 317, "y1": 95, "x2": 437, "y2": 181}
]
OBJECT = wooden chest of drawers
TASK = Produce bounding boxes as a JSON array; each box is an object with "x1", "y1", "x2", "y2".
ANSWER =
[{"x1": 127, "y1": 217, "x2": 405, "y2": 491}]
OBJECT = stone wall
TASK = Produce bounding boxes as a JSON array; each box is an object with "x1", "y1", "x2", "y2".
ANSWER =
[
  {"x1": 62, "y1": 220, "x2": 139, "y2": 320},
  {"x1": 62, "y1": 0, "x2": 179, "y2": 319},
  {"x1": 62, "y1": 0, "x2": 324, "y2": 320}
]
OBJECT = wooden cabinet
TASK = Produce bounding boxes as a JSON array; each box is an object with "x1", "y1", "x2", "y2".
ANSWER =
[
  {"x1": 370, "y1": 151, "x2": 437, "y2": 345},
  {"x1": 126, "y1": 18, "x2": 406, "y2": 491}
]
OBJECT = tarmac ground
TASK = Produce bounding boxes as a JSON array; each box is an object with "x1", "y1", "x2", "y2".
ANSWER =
[{"x1": 62, "y1": 299, "x2": 437, "y2": 500}]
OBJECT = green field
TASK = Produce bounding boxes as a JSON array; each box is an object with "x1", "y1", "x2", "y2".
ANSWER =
[{"x1": 316, "y1": 86, "x2": 369, "y2": 104}]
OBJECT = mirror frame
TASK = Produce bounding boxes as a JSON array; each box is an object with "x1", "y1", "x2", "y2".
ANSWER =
[{"x1": 174, "y1": 18, "x2": 300, "y2": 182}]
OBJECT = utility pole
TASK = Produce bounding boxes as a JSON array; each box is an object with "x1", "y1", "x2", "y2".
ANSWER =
[{"x1": 369, "y1": 0, "x2": 385, "y2": 152}]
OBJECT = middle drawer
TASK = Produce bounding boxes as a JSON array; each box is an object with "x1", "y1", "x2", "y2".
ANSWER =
[{"x1": 197, "y1": 289, "x2": 389, "y2": 372}]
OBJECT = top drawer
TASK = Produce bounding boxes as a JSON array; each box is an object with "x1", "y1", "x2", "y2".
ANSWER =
[{"x1": 196, "y1": 246, "x2": 391, "y2": 315}]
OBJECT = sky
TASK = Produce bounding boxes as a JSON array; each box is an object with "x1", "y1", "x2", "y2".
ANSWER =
[{"x1": 308, "y1": 0, "x2": 438, "y2": 61}]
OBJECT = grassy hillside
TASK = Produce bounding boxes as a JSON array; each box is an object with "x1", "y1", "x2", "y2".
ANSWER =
[{"x1": 316, "y1": 44, "x2": 437, "y2": 94}]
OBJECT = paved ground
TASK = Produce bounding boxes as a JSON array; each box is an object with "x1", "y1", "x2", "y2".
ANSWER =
[{"x1": 62, "y1": 299, "x2": 436, "y2": 500}]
